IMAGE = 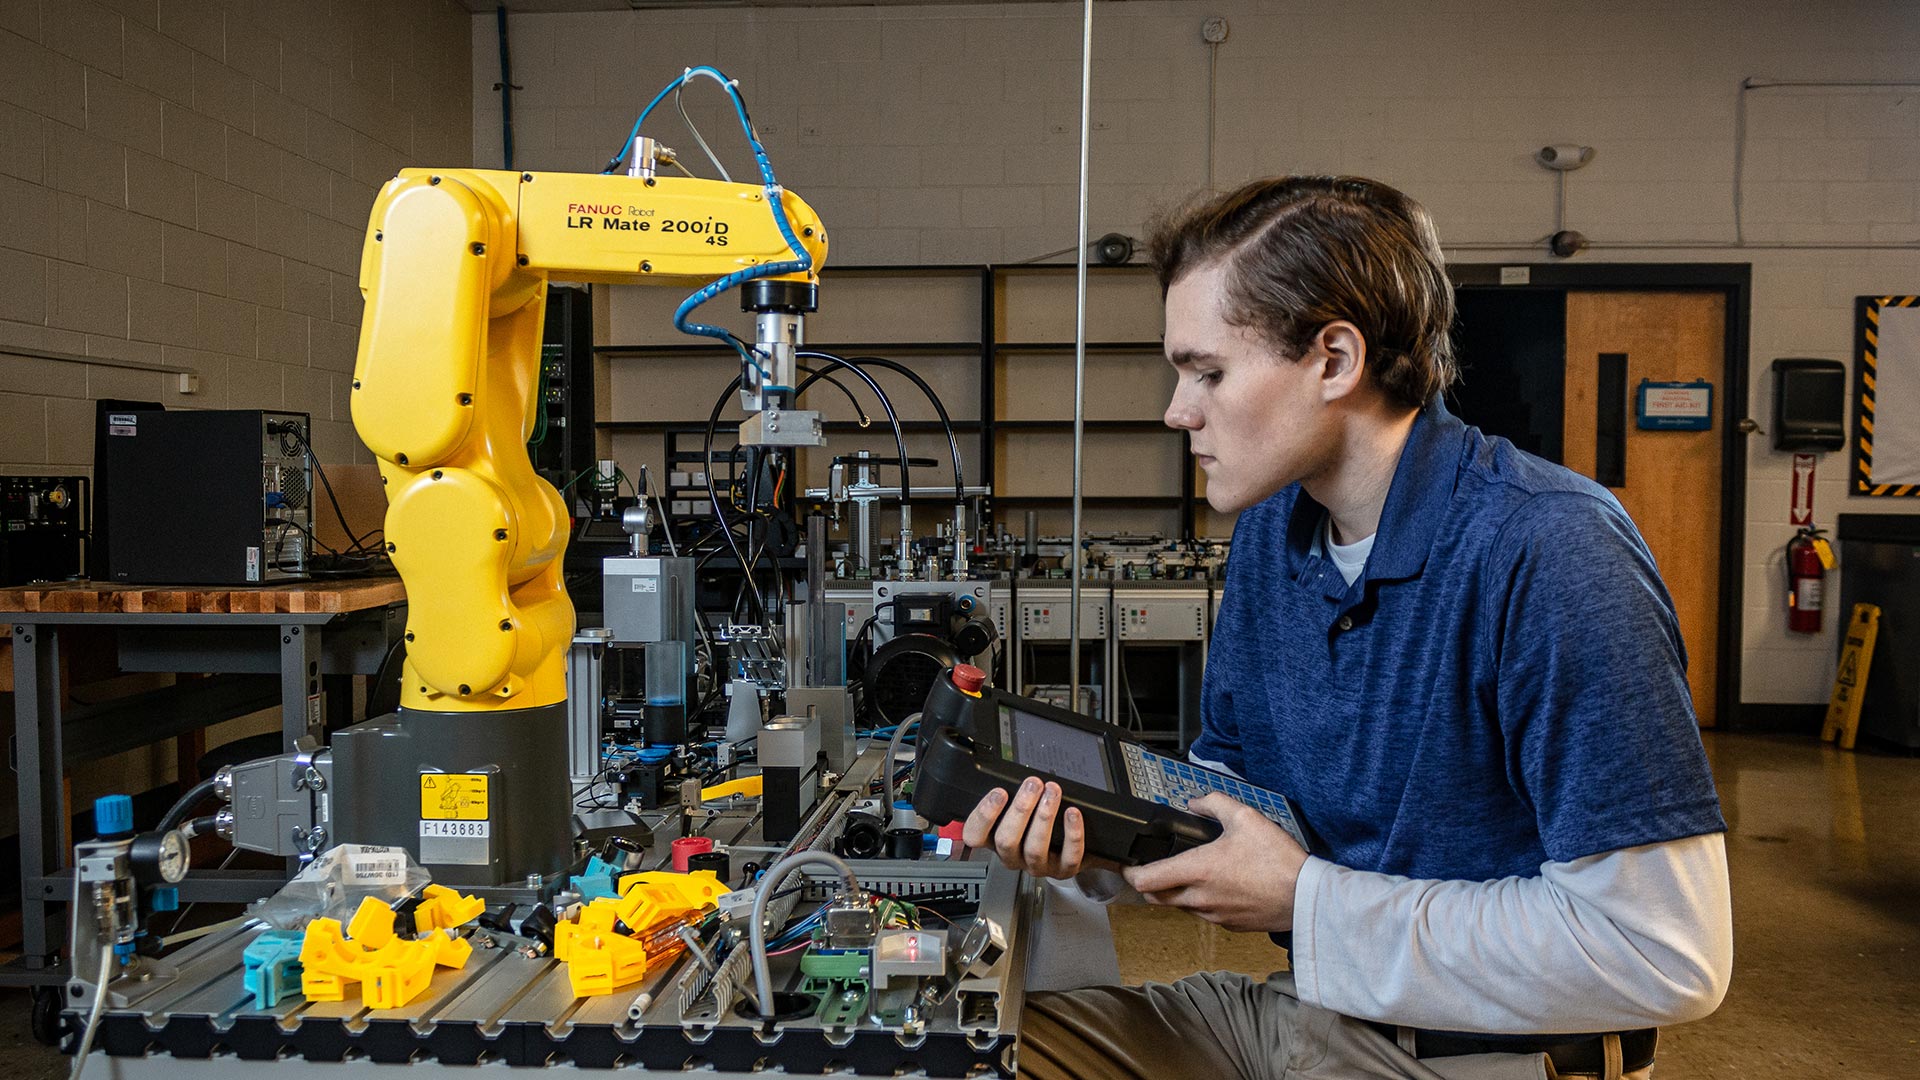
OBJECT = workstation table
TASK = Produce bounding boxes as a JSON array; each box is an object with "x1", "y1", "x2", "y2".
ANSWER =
[
  {"x1": 64, "y1": 745, "x2": 1120, "y2": 1079},
  {"x1": 2, "y1": 577, "x2": 406, "y2": 985}
]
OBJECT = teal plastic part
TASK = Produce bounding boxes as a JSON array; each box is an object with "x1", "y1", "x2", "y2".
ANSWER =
[
  {"x1": 242, "y1": 930, "x2": 308, "y2": 1010},
  {"x1": 569, "y1": 855, "x2": 622, "y2": 902}
]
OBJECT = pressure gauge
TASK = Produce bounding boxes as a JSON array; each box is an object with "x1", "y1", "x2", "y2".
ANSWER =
[{"x1": 129, "y1": 829, "x2": 191, "y2": 885}]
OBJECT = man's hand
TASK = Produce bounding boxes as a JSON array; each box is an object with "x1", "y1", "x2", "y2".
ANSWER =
[
  {"x1": 1122, "y1": 793, "x2": 1310, "y2": 933},
  {"x1": 961, "y1": 778, "x2": 1087, "y2": 879}
]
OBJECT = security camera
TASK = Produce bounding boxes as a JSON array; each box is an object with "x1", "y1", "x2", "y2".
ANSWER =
[
  {"x1": 1537, "y1": 145, "x2": 1594, "y2": 171},
  {"x1": 1549, "y1": 229, "x2": 1589, "y2": 258}
]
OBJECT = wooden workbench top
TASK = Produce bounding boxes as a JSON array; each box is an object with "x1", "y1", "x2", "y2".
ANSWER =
[{"x1": 0, "y1": 576, "x2": 407, "y2": 616}]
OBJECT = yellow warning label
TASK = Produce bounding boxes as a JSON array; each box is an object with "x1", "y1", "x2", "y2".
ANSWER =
[{"x1": 420, "y1": 773, "x2": 491, "y2": 820}]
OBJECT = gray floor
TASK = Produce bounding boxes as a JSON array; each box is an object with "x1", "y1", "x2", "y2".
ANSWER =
[{"x1": 0, "y1": 731, "x2": 1914, "y2": 1077}]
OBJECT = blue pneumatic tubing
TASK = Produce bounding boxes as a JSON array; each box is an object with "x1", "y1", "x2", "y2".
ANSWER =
[{"x1": 601, "y1": 67, "x2": 813, "y2": 360}]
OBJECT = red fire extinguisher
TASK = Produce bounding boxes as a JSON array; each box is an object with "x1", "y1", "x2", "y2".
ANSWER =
[{"x1": 1786, "y1": 526, "x2": 1829, "y2": 634}]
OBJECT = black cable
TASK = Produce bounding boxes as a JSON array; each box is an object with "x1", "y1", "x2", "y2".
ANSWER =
[
  {"x1": 696, "y1": 537, "x2": 756, "y2": 574},
  {"x1": 703, "y1": 375, "x2": 768, "y2": 623},
  {"x1": 365, "y1": 633, "x2": 407, "y2": 720},
  {"x1": 797, "y1": 352, "x2": 964, "y2": 502},
  {"x1": 701, "y1": 358, "x2": 906, "y2": 621},
  {"x1": 803, "y1": 355, "x2": 913, "y2": 506},
  {"x1": 159, "y1": 777, "x2": 217, "y2": 832},
  {"x1": 744, "y1": 446, "x2": 767, "y2": 617},
  {"x1": 268, "y1": 520, "x2": 334, "y2": 569},
  {"x1": 271, "y1": 519, "x2": 390, "y2": 576},
  {"x1": 794, "y1": 363, "x2": 868, "y2": 424},
  {"x1": 181, "y1": 814, "x2": 221, "y2": 839},
  {"x1": 848, "y1": 613, "x2": 878, "y2": 681},
  {"x1": 275, "y1": 423, "x2": 382, "y2": 555}
]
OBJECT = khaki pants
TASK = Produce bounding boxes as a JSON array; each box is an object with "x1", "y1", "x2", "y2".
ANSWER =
[{"x1": 1017, "y1": 973, "x2": 1653, "y2": 1080}]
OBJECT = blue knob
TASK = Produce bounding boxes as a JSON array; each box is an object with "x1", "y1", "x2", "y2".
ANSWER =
[
  {"x1": 94, "y1": 794, "x2": 134, "y2": 838},
  {"x1": 150, "y1": 887, "x2": 179, "y2": 913}
]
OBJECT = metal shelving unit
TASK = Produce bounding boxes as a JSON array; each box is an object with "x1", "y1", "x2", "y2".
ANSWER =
[{"x1": 592, "y1": 263, "x2": 1200, "y2": 536}]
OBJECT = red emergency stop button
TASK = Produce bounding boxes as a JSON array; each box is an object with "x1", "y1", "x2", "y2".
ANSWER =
[{"x1": 951, "y1": 663, "x2": 987, "y2": 694}]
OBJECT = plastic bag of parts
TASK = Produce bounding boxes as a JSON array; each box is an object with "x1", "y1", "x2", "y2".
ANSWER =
[{"x1": 248, "y1": 845, "x2": 431, "y2": 929}]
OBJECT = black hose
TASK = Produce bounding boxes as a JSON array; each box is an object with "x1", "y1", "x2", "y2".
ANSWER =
[
  {"x1": 703, "y1": 376, "x2": 770, "y2": 622},
  {"x1": 159, "y1": 777, "x2": 218, "y2": 832},
  {"x1": 795, "y1": 363, "x2": 868, "y2": 423},
  {"x1": 181, "y1": 814, "x2": 221, "y2": 840},
  {"x1": 798, "y1": 352, "x2": 965, "y2": 502},
  {"x1": 702, "y1": 359, "x2": 908, "y2": 612},
  {"x1": 779, "y1": 355, "x2": 911, "y2": 507}
]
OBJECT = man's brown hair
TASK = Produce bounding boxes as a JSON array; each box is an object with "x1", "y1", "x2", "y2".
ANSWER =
[{"x1": 1148, "y1": 176, "x2": 1457, "y2": 411}]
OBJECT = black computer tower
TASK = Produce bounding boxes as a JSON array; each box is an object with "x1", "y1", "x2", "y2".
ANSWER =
[
  {"x1": 101, "y1": 410, "x2": 314, "y2": 584},
  {"x1": 1836, "y1": 514, "x2": 1920, "y2": 749},
  {"x1": 88, "y1": 397, "x2": 161, "y2": 580}
]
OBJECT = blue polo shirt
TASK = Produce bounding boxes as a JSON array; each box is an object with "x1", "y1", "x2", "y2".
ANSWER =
[{"x1": 1194, "y1": 400, "x2": 1725, "y2": 882}]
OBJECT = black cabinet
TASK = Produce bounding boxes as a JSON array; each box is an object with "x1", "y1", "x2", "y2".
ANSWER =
[{"x1": 1837, "y1": 514, "x2": 1920, "y2": 748}]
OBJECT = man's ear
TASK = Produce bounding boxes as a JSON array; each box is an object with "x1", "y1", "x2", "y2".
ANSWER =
[{"x1": 1315, "y1": 321, "x2": 1367, "y2": 404}]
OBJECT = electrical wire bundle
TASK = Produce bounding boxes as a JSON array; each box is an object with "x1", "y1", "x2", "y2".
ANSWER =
[
  {"x1": 268, "y1": 422, "x2": 390, "y2": 577},
  {"x1": 688, "y1": 352, "x2": 966, "y2": 620}
]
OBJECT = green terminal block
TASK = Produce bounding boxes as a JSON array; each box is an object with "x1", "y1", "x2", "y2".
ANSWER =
[{"x1": 800, "y1": 947, "x2": 872, "y2": 1028}]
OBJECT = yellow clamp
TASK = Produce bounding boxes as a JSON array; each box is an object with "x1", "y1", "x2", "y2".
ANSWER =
[
  {"x1": 553, "y1": 871, "x2": 730, "y2": 998},
  {"x1": 301, "y1": 899, "x2": 473, "y2": 1010},
  {"x1": 614, "y1": 870, "x2": 728, "y2": 931},
  {"x1": 414, "y1": 884, "x2": 488, "y2": 932},
  {"x1": 554, "y1": 903, "x2": 651, "y2": 997}
]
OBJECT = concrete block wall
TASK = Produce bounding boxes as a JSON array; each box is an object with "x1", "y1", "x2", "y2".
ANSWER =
[
  {"x1": 0, "y1": 0, "x2": 469, "y2": 831},
  {"x1": 475, "y1": 0, "x2": 1918, "y2": 709},
  {"x1": 0, "y1": 0, "x2": 473, "y2": 475}
]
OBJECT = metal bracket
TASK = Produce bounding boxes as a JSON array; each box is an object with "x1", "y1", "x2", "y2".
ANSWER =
[{"x1": 739, "y1": 408, "x2": 823, "y2": 447}]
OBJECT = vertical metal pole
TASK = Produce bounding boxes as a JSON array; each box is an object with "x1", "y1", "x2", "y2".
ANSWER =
[
  {"x1": 806, "y1": 512, "x2": 828, "y2": 686},
  {"x1": 1068, "y1": 0, "x2": 1094, "y2": 705},
  {"x1": 567, "y1": 631, "x2": 611, "y2": 790},
  {"x1": 495, "y1": 5, "x2": 516, "y2": 170}
]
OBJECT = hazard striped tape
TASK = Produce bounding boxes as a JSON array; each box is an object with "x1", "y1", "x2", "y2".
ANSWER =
[{"x1": 1853, "y1": 295, "x2": 1920, "y2": 496}]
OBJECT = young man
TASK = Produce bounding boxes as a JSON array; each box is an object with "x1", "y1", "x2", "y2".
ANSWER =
[{"x1": 964, "y1": 177, "x2": 1732, "y2": 1080}]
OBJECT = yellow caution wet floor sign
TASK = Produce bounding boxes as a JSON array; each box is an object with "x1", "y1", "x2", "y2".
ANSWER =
[{"x1": 1822, "y1": 603, "x2": 1881, "y2": 751}]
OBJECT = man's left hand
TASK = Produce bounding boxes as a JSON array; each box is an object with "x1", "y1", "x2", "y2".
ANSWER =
[{"x1": 1122, "y1": 793, "x2": 1311, "y2": 933}]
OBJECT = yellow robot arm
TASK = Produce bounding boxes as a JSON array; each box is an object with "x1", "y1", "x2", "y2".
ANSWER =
[{"x1": 352, "y1": 167, "x2": 827, "y2": 713}]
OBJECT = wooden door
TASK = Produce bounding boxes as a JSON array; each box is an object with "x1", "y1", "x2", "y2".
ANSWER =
[{"x1": 1564, "y1": 292, "x2": 1725, "y2": 727}]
